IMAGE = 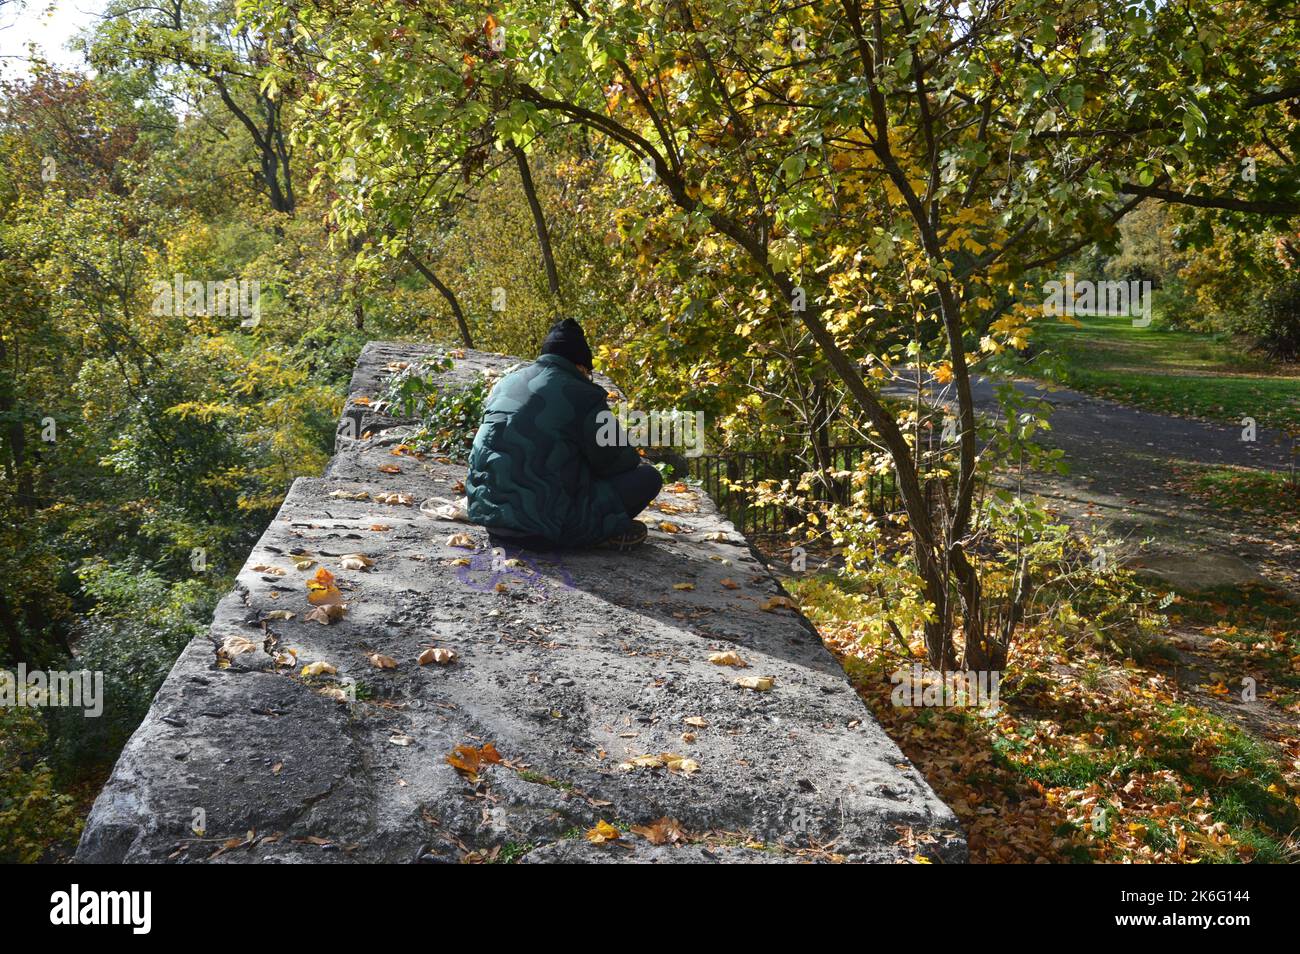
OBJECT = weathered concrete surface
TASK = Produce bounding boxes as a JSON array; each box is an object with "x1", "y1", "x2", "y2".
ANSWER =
[{"x1": 77, "y1": 343, "x2": 965, "y2": 864}]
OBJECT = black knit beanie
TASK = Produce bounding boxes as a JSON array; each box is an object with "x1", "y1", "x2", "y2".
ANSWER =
[{"x1": 539, "y1": 318, "x2": 594, "y2": 369}]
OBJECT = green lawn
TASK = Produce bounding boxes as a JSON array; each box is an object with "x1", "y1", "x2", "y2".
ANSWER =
[{"x1": 1021, "y1": 312, "x2": 1300, "y2": 430}]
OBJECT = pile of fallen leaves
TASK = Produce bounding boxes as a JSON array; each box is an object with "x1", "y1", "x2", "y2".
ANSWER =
[{"x1": 805, "y1": 601, "x2": 1300, "y2": 863}]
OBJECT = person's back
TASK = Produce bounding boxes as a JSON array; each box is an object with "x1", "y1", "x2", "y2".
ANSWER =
[{"x1": 465, "y1": 319, "x2": 662, "y2": 549}]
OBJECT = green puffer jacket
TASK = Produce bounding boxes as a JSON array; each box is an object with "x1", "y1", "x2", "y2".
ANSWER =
[{"x1": 465, "y1": 354, "x2": 641, "y2": 546}]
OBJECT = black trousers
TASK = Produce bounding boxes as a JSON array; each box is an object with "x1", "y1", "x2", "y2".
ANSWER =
[
  {"x1": 605, "y1": 461, "x2": 663, "y2": 520},
  {"x1": 487, "y1": 462, "x2": 663, "y2": 550}
]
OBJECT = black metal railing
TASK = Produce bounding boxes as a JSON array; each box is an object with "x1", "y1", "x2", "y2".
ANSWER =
[{"x1": 687, "y1": 443, "x2": 900, "y2": 536}]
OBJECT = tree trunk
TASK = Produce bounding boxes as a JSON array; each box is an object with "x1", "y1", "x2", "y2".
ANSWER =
[
  {"x1": 510, "y1": 142, "x2": 562, "y2": 301},
  {"x1": 406, "y1": 251, "x2": 474, "y2": 348},
  {"x1": 809, "y1": 378, "x2": 837, "y2": 503},
  {"x1": 0, "y1": 589, "x2": 23, "y2": 666}
]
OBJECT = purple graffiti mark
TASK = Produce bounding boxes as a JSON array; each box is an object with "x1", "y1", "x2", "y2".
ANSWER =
[{"x1": 454, "y1": 545, "x2": 576, "y2": 596}]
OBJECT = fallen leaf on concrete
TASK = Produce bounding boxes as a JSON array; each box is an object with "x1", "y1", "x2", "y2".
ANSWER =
[
  {"x1": 585, "y1": 820, "x2": 621, "y2": 844},
  {"x1": 418, "y1": 647, "x2": 456, "y2": 666},
  {"x1": 339, "y1": 553, "x2": 375, "y2": 570},
  {"x1": 388, "y1": 735, "x2": 414, "y2": 746},
  {"x1": 445, "y1": 742, "x2": 502, "y2": 781},
  {"x1": 378, "y1": 464, "x2": 401, "y2": 474},
  {"x1": 709, "y1": 650, "x2": 748, "y2": 668},
  {"x1": 720, "y1": 578, "x2": 740, "y2": 589},
  {"x1": 759, "y1": 596, "x2": 798, "y2": 612},
  {"x1": 375, "y1": 492, "x2": 414, "y2": 505},
  {"x1": 684, "y1": 716, "x2": 708, "y2": 728},
  {"x1": 369, "y1": 653, "x2": 398, "y2": 669},
  {"x1": 620, "y1": 754, "x2": 665, "y2": 771},
  {"x1": 631, "y1": 817, "x2": 687, "y2": 845},
  {"x1": 263, "y1": 610, "x2": 296, "y2": 620},
  {"x1": 251, "y1": 564, "x2": 286, "y2": 576},
  {"x1": 218, "y1": 635, "x2": 259, "y2": 659},
  {"x1": 294, "y1": 559, "x2": 315, "y2": 571},
  {"x1": 659, "y1": 521, "x2": 682, "y2": 533},
  {"x1": 736, "y1": 676, "x2": 775, "y2": 691},
  {"x1": 446, "y1": 533, "x2": 476, "y2": 549},
  {"x1": 619, "y1": 752, "x2": 699, "y2": 776},
  {"x1": 449, "y1": 558, "x2": 471, "y2": 567},
  {"x1": 672, "y1": 582, "x2": 695, "y2": 591},
  {"x1": 663, "y1": 754, "x2": 700, "y2": 775},
  {"x1": 701, "y1": 531, "x2": 729, "y2": 542},
  {"x1": 369, "y1": 524, "x2": 393, "y2": 532},
  {"x1": 306, "y1": 567, "x2": 343, "y2": 605},
  {"x1": 273, "y1": 650, "x2": 297, "y2": 668},
  {"x1": 300, "y1": 661, "x2": 337, "y2": 678},
  {"x1": 328, "y1": 489, "x2": 370, "y2": 500},
  {"x1": 318, "y1": 687, "x2": 349, "y2": 702},
  {"x1": 305, "y1": 603, "x2": 346, "y2": 625}
]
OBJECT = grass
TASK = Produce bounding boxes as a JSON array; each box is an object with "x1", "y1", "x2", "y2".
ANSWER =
[
  {"x1": 1161, "y1": 582, "x2": 1300, "y2": 705},
  {"x1": 791, "y1": 570, "x2": 1300, "y2": 863},
  {"x1": 1022, "y1": 311, "x2": 1300, "y2": 430},
  {"x1": 1170, "y1": 463, "x2": 1300, "y2": 512}
]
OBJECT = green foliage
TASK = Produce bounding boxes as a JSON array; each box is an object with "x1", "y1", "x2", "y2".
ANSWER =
[
  {"x1": 46, "y1": 561, "x2": 215, "y2": 780},
  {"x1": 383, "y1": 354, "x2": 498, "y2": 457},
  {"x1": 1251, "y1": 277, "x2": 1300, "y2": 361},
  {"x1": 0, "y1": 706, "x2": 83, "y2": 863}
]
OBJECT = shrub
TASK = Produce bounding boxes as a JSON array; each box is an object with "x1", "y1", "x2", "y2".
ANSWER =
[
  {"x1": 383, "y1": 354, "x2": 499, "y2": 457},
  {"x1": 1249, "y1": 276, "x2": 1300, "y2": 360}
]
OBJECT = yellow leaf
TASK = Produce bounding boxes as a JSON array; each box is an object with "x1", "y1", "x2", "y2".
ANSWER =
[
  {"x1": 708, "y1": 650, "x2": 748, "y2": 668},
  {"x1": 585, "y1": 820, "x2": 621, "y2": 844}
]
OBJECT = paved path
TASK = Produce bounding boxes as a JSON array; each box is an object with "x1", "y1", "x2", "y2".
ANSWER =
[{"x1": 888, "y1": 374, "x2": 1299, "y2": 592}]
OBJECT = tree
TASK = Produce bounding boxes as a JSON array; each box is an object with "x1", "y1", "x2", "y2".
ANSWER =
[
  {"x1": 90, "y1": 0, "x2": 297, "y2": 214},
  {"x1": 245, "y1": 0, "x2": 1300, "y2": 669}
]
